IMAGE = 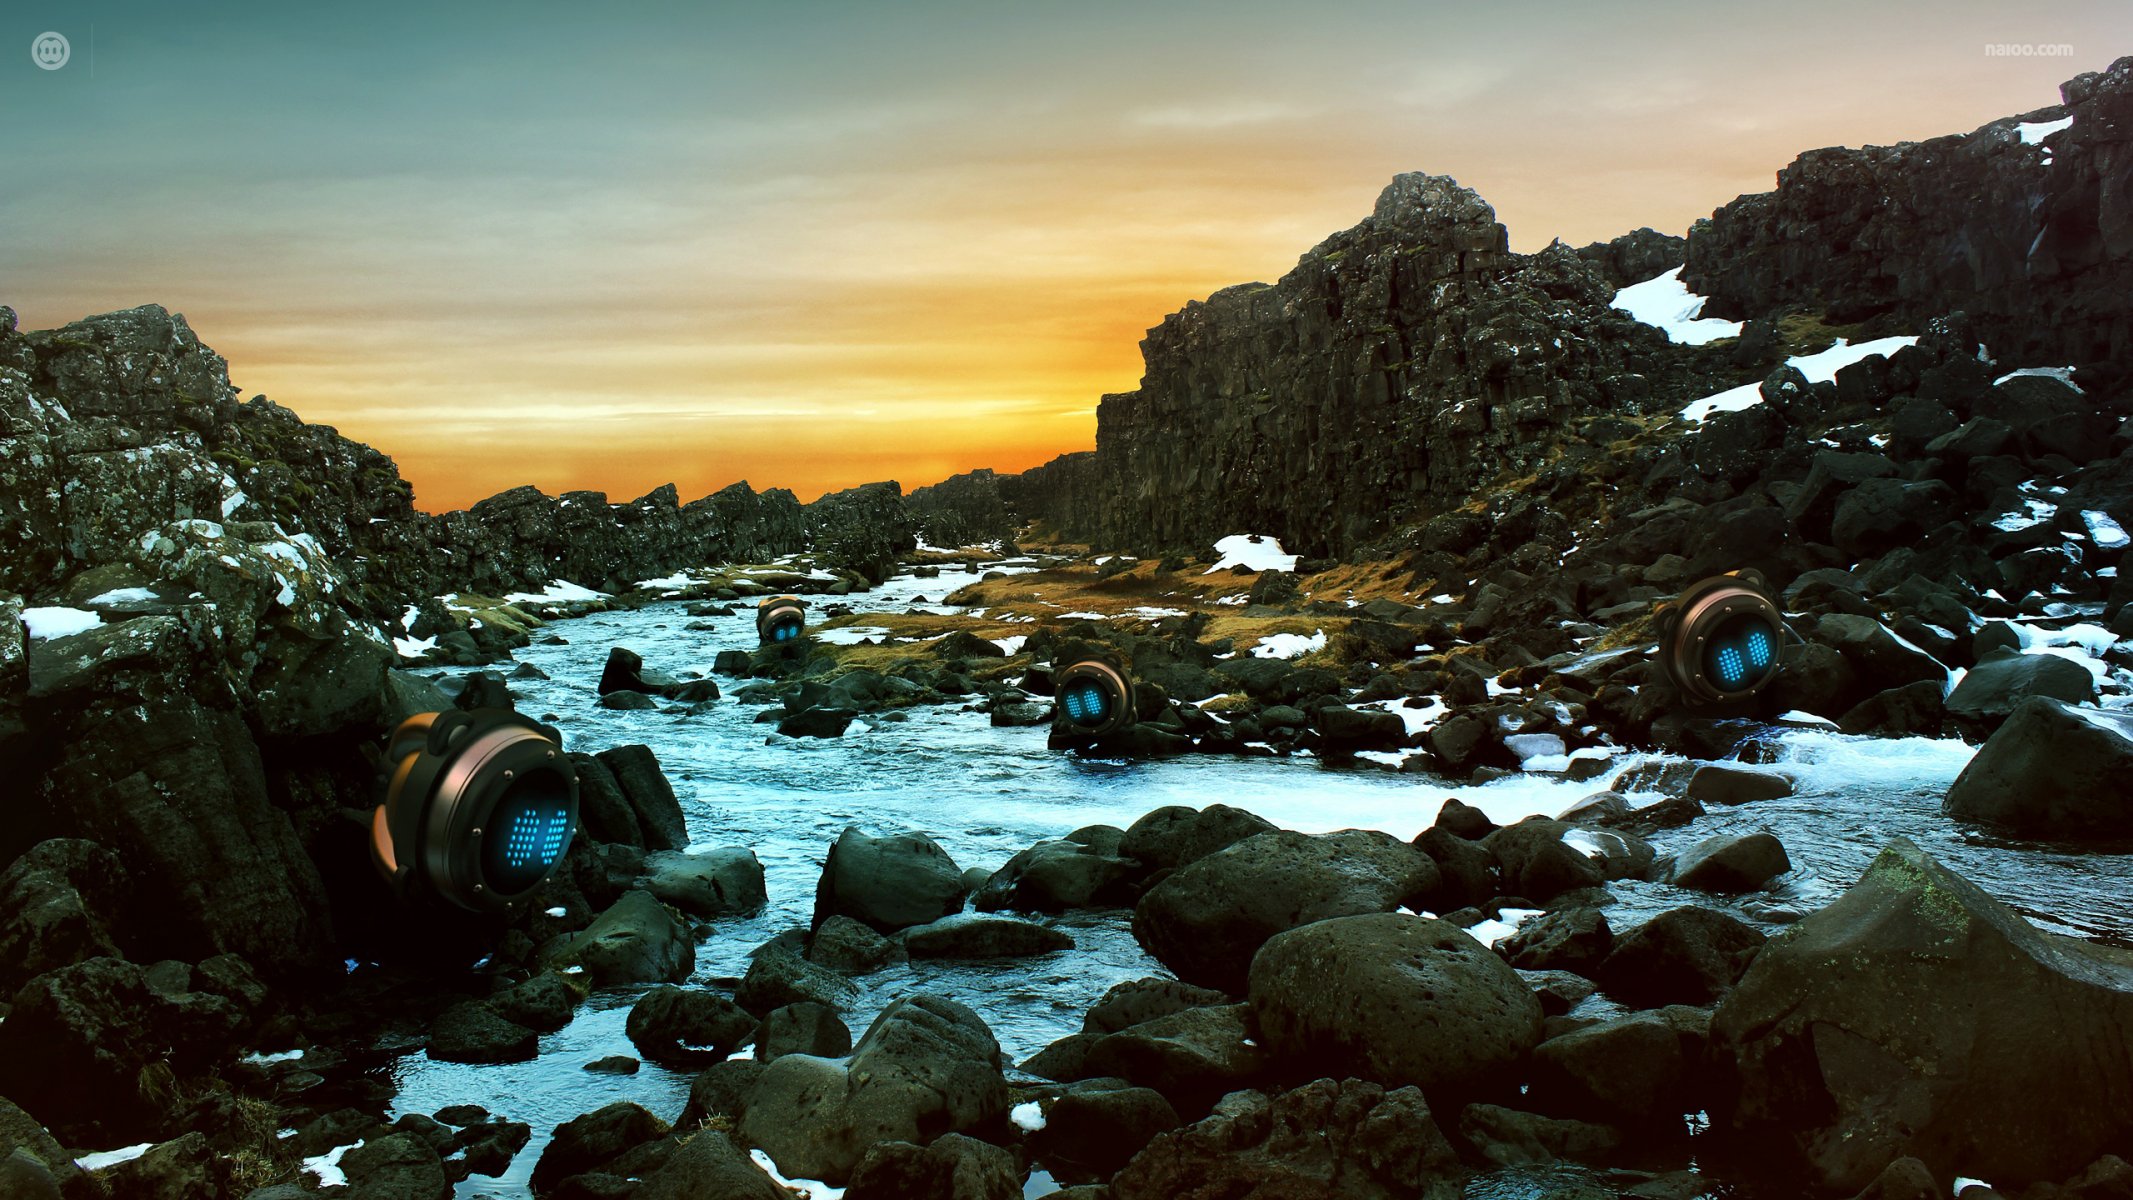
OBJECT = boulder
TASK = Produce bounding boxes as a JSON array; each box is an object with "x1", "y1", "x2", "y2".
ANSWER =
[
  {"x1": 625, "y1": 985, "x2": 757, "y2": 1066},
  {"x1": 971, "y1": 839, "x2": 1137, "y2": 913},
  {"x1": 1028, "y1": 1083, "x2": 1182, "y2": 1183},
  {"x1": 1838, "y1": 680, "x2": 1946, "y2": 738},
  {"x1": 779, "y1": 707, "x2": 857, "y2": 738},
  {"x1": 1081, "y1": 1003, "x2": 1269, "y2": 1115},
  {"x1": 0, "y1": 1097, "x2": 88, "y2": 1199},
  {"x1": 1716, "y1": 838, "x2": 2133, "y2": 1192},
  {"x1": 0, "y1": 839, "x2": 130, "y2": 995},
  {"x1": 1312, "y1": 704, "x2": 1408, "y2": 751},
  {"x1": 542, "y1": 891, "x2": 695, "y2": 986},
  {"x1": 1497, "y1": 907, "x2": 1613, "y2": 977},
  {"x1": 1598, "y1": 907, "x2": 1765, "y2": 1008},
  {"x1": 1456, "y1": 1103, "x2": 1622, "y2": 1167},
  {"x1": 1685, "y1": 764, "x2": 1794, "y2": 805},
  {"x1": 1132, "y1": 829, "x2": 1438, "y2": 992},
  {"x1": 530, "y1": 1101, "x2": 671, "y2": 1193},
  {"x1": 568, "y1": 753, "x2": 643, "y2": 847},
  {"x1": 637, "y1": 847, "x2": 767, "y2": 918},
  {"x1": 1109, "y1": 1079, "x2": 1465, "y2": 1200},
  {"x1": 428, "y1": 1000, "x2": 538, "y2": 1064},
  {"x1": 757, "y1": 1002, "x2": 852, "y2": 1062},
  {"x1": 843, "y1": 1134, "x2": 1022, "y2": 1200},
  {"x1": 814, "y1": 828, "x2": 969, "y2": 933},
  {"x1": 736, "y1": 943, "x2": 859, "y2": 1016},
  {"x1": 1413, "y1": 826, "x2": 1500, "y2": 911},
  {"x1": 1118, "y1": 804, "x2": 1276, "y2": 872},
  {"x1": 1481, "y1": 818, "x2": 1604, "y2": 903},
  {"x1": 1249, "y1": 912, "x2": 1543, "y2": 1098},
  {"x1": 337, "y1": 1131, "x2": 449, "y2": 1200},
  {"x1": 1814, "y1": 614, "x2": 1948, "y2": 692},
  {"x1": 1668, "y1": 833, "x2": 1792, "y2": 893},
  {"x1": 676, "y1": 1059, "x2": 765, "y2": 1131},
  {"x1": 1528, "y1": 1006, "x2": 1710, "y2": 1129},
  {"x1": 1944, "y1": 649, "x2": 2097, "y2": 732},
  {"x1": 1943, "y1": 698, "x2": 2133, "y2": 839},
  {"x1": 1082, "y1": 978, "x2": 1233, "y2": 1034},
  {"x1": 902, "y1": 914, "x2": 1073, "y2": 959},
  {"x1": 593, "y1": 744, "x2": 688, "y2": 852},
  {"x1": 740, "y1": 994, "x2": 1007, "y2": 1185},
  {"x1": 806, "y1": 914, "x2": 905, "y2": 975},
  {"x1": 634, "y1": 1130, "x2": 788, "y2": 1200}
]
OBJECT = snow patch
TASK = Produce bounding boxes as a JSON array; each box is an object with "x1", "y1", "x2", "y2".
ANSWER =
[
  {"x1": 241, "y1": 1049, "x2": 303, "y2": 1066},
  {"x1": 1467, "y1": 908, "x2": 1543, "y2": 948},
  {"x1": 393, "y1": 635, "x2": 438, "y2": 659},
  {"x1": 303, "y1": 1141, "x2": 360, "y2": 1188},
  {"x1": 74, "y1": 1144, "x2": 153, "y2": 1170},
  {"x1": 21, "y1": 606, "x2": 101, "y2": 639},
  {"x1": 1252, "y1": 630, "x2": 1326, "y2": 660},
  {"x1": 2082, "y1": 510, "x2": 2128, "y2": 550},
  {"x1": 85, "y1": 587, "x2": 156, "y2": 605},
  {"x1": 506, "y1": 579, "x2": 608, "y2": 604},
  {"x1": 1011, "y1": 1100, "x2": 1048, "y2": 1131},
  {"x1": 2017, "y1": 115, "x2": 2073, "y2": 145},
  {"x1": 749, "y1": 1148, "x2": 844, "y2": 1200},
  {"x1": 1205, "y1": 534, "x2": 1298, "y2": 574},
  {"x1": 1610, "y1": 267, "x2": 1744, "y2": 346},
  {"x1": 1994, "y1": 365, "x2": 2081, "y2": 392},
  {"x1": 990, "y1": 635, "x2": 1028, "y2": 656},
  {"x1": 1681, "y1": 336, "x2": 1918, "y2": 423},
  {"x1": 814, "y1": 625, "x2": 889, "y2": 646}
]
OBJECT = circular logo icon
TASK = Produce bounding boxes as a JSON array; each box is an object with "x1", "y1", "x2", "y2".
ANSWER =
[{"x1": 31, "y1": 32, "x2": 70, "y2": 71}]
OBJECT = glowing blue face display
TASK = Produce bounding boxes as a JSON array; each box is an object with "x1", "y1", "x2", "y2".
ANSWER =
[
  {"x1": 482, "y1": 774, "x2": 575, "y2": 893},
  {"x1": 1061, "y1": 680, "x2": 1112, "y2": 725},
  {"x1": 1703, "y1": 614, "x2": 1779, "y2": 693},
  {"x1": 769, "y1": 616, "x2": 802, "y2": 642}
]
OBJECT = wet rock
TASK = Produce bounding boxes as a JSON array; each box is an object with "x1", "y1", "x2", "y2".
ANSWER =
[
  {"x1": 1529, "y1": 1006, "x2": 1710, "y2": 1130},
  {"x1": 1814, "y1": 613, "x2": 1948, "y2": 692},
  {"x1": 583, "y1": 1056, "x2": 638, "y2": 1075},
  {"x1": 625, "y1": 985, "x2": 757, "y2": 1066},
  {"x1": 1432, "y1": 798, "x2": 1499, "y2": 840},
  {"x1": 0, "y1": 839, "x2": 130, "y2": 995},
  {"x1": 814, "y1": 827, "x2": 969, "y2": 933},
  {"x1": 1719, "y1": 837, "x2": 2133, "y2": 1191},
  {"x1": 1250, "y1": 912, "x2": 1542, "y2": 1098},
  {"x1": 1845, "y1": 1157, "x2": 1942, "y2": 1200},
  {"x1": 843, "y1": 1134, "x2": 1022, "y2": 1200},
  {"x1": 757, "y1": 1002, "x2": 852, "y2": 1062},
  {"x1": 0, "y1": 955, "x2": 243, "y2": 1143},
  {"x1": 638, "y1": 847, "x2": 767, "y2": 918},
  {"x1": 634, "y1": 1130, "x2": 788, "y2": 1200},
  {"x1": 1943, "y1": 698, "x2": 2133, "y2": 839},
  {"x1": 1457, "y1": 1103, "x2": 1622, "y2": 1167},
  {"x1": 1599, "y1": 907, "x2": 1765, "y2": 1008},
  {"x1": 1413, "y1": 826, "x2": 1500, "y2": 912},
  {"x1": 428, "y1": 1000, "x2": 538, "y2": 1064},
  {"x1": 676, "y1": 1058, "x2": 765, "y2": 1130},
  {"x1": 0, "y1": 1149, "x2": 59, "y2": 1200},
  {"x1": 1668, "y1": 832, "x2": 1792, "y2": 893},
  {"x1": 902, "y1": 914, "x2": 1074, "y2": 958},
  {"x1": 594, "y1": 745, "x2": 688, "y2": 851},
  {"x1": 806, "y1": 914, "x2": 905, "y2": 975},
  {"x1": 736, "y1": 943, "x2": 860, "y2": 1016},
  {"x1": 1945, "y1": 649, "x2": 2097, "y2": 733},
  {"x1": 598, "y1": 688, "x2": 657, "y2": 711},
  {"x1": 971, "y1": 839, "x2": 1137, "y2": 913},
  {"x1": 542, "y1": 891, "x2": 695, "y2": 986},
  {"x1": 1481, "y1": 818, "x2": 1605, "y2": 903},
  {"x1": 1028, "y1": 1082, "x2": 1182, "y2": 1183},
  {"x1": 1498, "y1": 907, "x2": 1613, "y2": 977},
  {"x1": 567, "y1": 753, "x2": 643, "y2": 847},
  {"x1": 1838, "y1": 680, "x2": 1946, "y2": 737},
  {"x1": 1312, "y1": 703, "x2": 1408, "y2": 751},
  {"x1": 778, "y1": 707, "x2": 857, "y2": 738},
  {"x1": 530, "y1": 1101, "x2": 671, "y2": 1194},
  {"x1": 1110, "y1": 1079, "x2": 1464, "y2": 1200},
  {"x1": 338, "y1": 1131, "x2": 449, "y2": 1200},
  {"x1": 1521, "y1": 969, "x2": 1599, "y2": 1017},
  {"x1": 1082, "y1": 978, "x2": 1233, "y2": 1034},
  {"x1": 1132, "y1": 829, "x2": 1438, "y2": 992},
  {"x1": 740, "y1": 994, "x2": 1007, "y2": 1185},
  {"x1": 1117, "y1": 804, "x2": 1276, "y2": 872},
  {"x1": 1082, "y1": 1003, "x2": 1269, "y2": 1115},
  {"x1": 1685, "y1": 763, "x2": 1794, "y2": 805}
]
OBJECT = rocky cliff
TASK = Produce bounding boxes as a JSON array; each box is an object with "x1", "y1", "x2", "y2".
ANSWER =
[{"x1": 1684, "y1": 56, "x2": 2133, "y2": 395}]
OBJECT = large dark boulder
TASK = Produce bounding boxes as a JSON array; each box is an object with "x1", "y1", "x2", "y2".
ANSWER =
[
  {"x1": 0, "y1": 839, "x2": 130, "y2": 995},
  {"x1": 1943, "y1": 697, "x2": 2133, "y2": 839},
  {"x1": 1481, "y1": 818, "x2": 1605, "y2": 903},
  {"x1": 842, "y1": 1134, "x2": 1022, "y2": 1200},
  {"x1": 1944, "y1": 649, "x2": 2097, "y2": 733},
  {"x1": 530, "y1": 1101, "x2": 671, "y2": 1193},
  {"x1": 633, "y1": 1130, "x2": 788, "y2": 1200},
  {"x1": 1118, "y1": 804, "x2": 1276, "y2": 872},
  {"x1": 541, "y1": 891, "x2": 695, "y2": 986},
  {"x1": 1028, "y1": 1083, "x2": 1182, "y2": 1183},
  {"x1": 1249, "y1": 913, "x2": 1542, "y2": 1098},
  {"x1": 428, "y1": 1000, "x2": 538, "y2": 1064},
  {"x1": 740, "y1": 994, "x2": 1007, "y2": 1185},
  {"x1": 1598, "y1": 907, "x2": 1766, "y2": 1008},
  {"x1": 1668, "y1": 833, "x2": 1792, "y2": 893},
  {"x1": 902, "y1": 914, "x2": 1073, "y2": 959},
  {"x1": 1528, "y1": 1006, "x2": 1711, "y2": 1130},
  {"x1": 971, "y1": 837, "x2": 1137, "y2": 913},
  {"x1": 1080, "y1": 1003, "x2": 1269, "y2": 1115},
  {"x1": 593, "y1": 745, "x2": 688, "y2": 851},
  {"x1": 1715, "y1": 838, "x2": 2133, "y2": 1192},
  {"x1": 637, "y1": 847, "x2": 766, "y2": 918},
  {"x1": 1109, "y1": 1078, "x2": 1465, "y2": 1200},
  {"x1": 625, "y1": 985, "x2": 757, "y2": 1066},
  {"x1": 1132, "y1": 829, "x2": 1438, "y2": 992},
  {"x1": 813, "y1": 828, "x2": 969, "y2": 933}
]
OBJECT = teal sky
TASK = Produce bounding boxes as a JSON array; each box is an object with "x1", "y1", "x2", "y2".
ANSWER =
[{"x1": 3, "y1": 1, "x2": 2119, "y2": 509}]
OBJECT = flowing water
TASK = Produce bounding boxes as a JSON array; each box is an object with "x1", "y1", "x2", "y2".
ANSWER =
[{"x1": 389, "y1": 564, "x2": 2133, "y2": 1198}]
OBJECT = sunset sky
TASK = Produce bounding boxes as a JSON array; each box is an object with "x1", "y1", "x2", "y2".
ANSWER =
[{"x1": 3, "y1": 2, "x2": 2119, "y2": 512}]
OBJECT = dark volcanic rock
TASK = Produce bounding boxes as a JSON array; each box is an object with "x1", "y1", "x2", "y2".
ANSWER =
[
  {"x1": 625, "y1": 985, "x2": 757, "y2": 1066},
  {"x1": 1944, "y1": 651, "x2": 2099, "y2": 733},
  {"x1": 1132, "y1": 829, "x2": 1438, "y2": 992},
  {"x1": 1081, "y1": 1003, "x2": 1269, "y2": 1114},
  {"x1": 1716, "y1": 838, "x2": 2133, "y2": 1192},
  {"x1": 1029, "y1": 1083, "x2": 1182, "y2": 1183},
  {"x1": 0, "y1": 839, "x2": 130, "y2": 995},
  {"x1": 531, "y1": 1101, "x2": 671, "y2": 1193},
  {"x1": 843, "y1": 1134, "x2": 1021, "y2": 1200},
  {"x1": 1668, "y1": 832, "x2": 1792, "y2": 893},
  {"x1": 542, "y1": 890, "x2": 695, "y2": 986},
  {"x1": 1118, "y1": 804, "x2": 1276, "y2": 872},
  {"x1": 1599, "y1": 907, "x2": 1766, "y2": 1008},
  {"x1": 1943, "y1": 697, "x2": 2133, "y2": 839},
  {"x1": 814, "y1": 827, "x2": 969, "y2": 933},
  {"x1": 429, "y1": 1000, "x2": 539, "y2": 1064},
  {"x1": 1249, "y1": 913, "x2": 1543, "y2": 1097},
  {"x1": 637, "y1": 847, "x2": 767, "y2": 918},
  {"x1": 902, "y1": 914, "x2": 1073, "y2": 959},
  {"x1": 1109, "y1": 1079, "x2": 1465, "y2": 1200}
]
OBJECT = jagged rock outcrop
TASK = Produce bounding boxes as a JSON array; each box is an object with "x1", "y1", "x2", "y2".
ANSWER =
[
  {"x1": 904, "y1": 468, "x2": 1017, "y2": 549},
  {"x1": 805, "y1": 481, "x2": 918, "y2": 584},
  {"x1": 1684, "y1": 55, "x2": 2133, "y2": 391}
]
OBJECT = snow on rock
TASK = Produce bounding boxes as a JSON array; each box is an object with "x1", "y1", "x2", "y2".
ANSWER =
[
  {"x1": 74, "y1": 1144, "x2": 153, "y2": 1171},
  {"x1": 814, "y1": 625, "x2": 890, "y2": 646},
  {"x1": 1681, "y1": 335, "x2": 1919, "y2": 423},
  {"x1": 506, "y1": 579, "x2": 608, "y2": 604},
  {"x1": 1251, "y1": 630, "x2": 1326, "y2": 660},
  {"x1": 1466, "y1": 908, "x2": 1543, "y2": 948},
  {"x1": 21, "y1": 606, "x2": 102, "y2": 640},
  {"x1": 84, "y1": 587, "x2": 156, "y2": 605},
  {"x1": 990, "y1": 635, "x2": 1028, "y2": 655},
  {"x1": 2017, "y1": 115, "x2": 2074, "y2": 145},
  {"x1": 749, "y1": 1148, "x2": 845, "y2": 1200},
  {"x1": 1011, "y1": 1100, "x2": 1048, "y2": 1131},
  {"x1": 1205, "y1": 534, "x2": 1298, "y2": 574},
  {"x1": 1610, "y1": 266, "x2": 1745, "y2": 346},
  {"x1": 1994, "y1": 365, "x2": 2082, "y2": 392},
  {"x1": 303, "y1": 1141, "x2": 360, "y2": 1188},
  {"x1": 2083, "y1": 510, "x2": 2130, "y2": 550},
  {"x1": 392, "y1": 635, "x2": 438, "y2": 659},
  {"x1": 1502, "y1": 733, "x2": 1567, "y2": 763}
]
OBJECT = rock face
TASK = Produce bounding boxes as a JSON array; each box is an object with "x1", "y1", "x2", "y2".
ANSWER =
[
  {"x1": 1714, "y1": 837, "x2": 2133, "y2": 1192},
  {"x1": 1684, "y1": 55, "x2": 2133, "y2": 388},
  {"x1": 1249, "y1": 913, "x2": 1543, "y2": 1098},
  {"x1": 1132, "y1": 829, "x2": 1438, "y2": 992},
  {"x1": 1004, "y1": 172, "x2": 1718, "y2": 557},
  {"x1": 1942, "y1": 697, "x2": 2133, "y2": 839},
  {"x1": 740, "y1": 994, "x2": 1008, "y2": 1185}
]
